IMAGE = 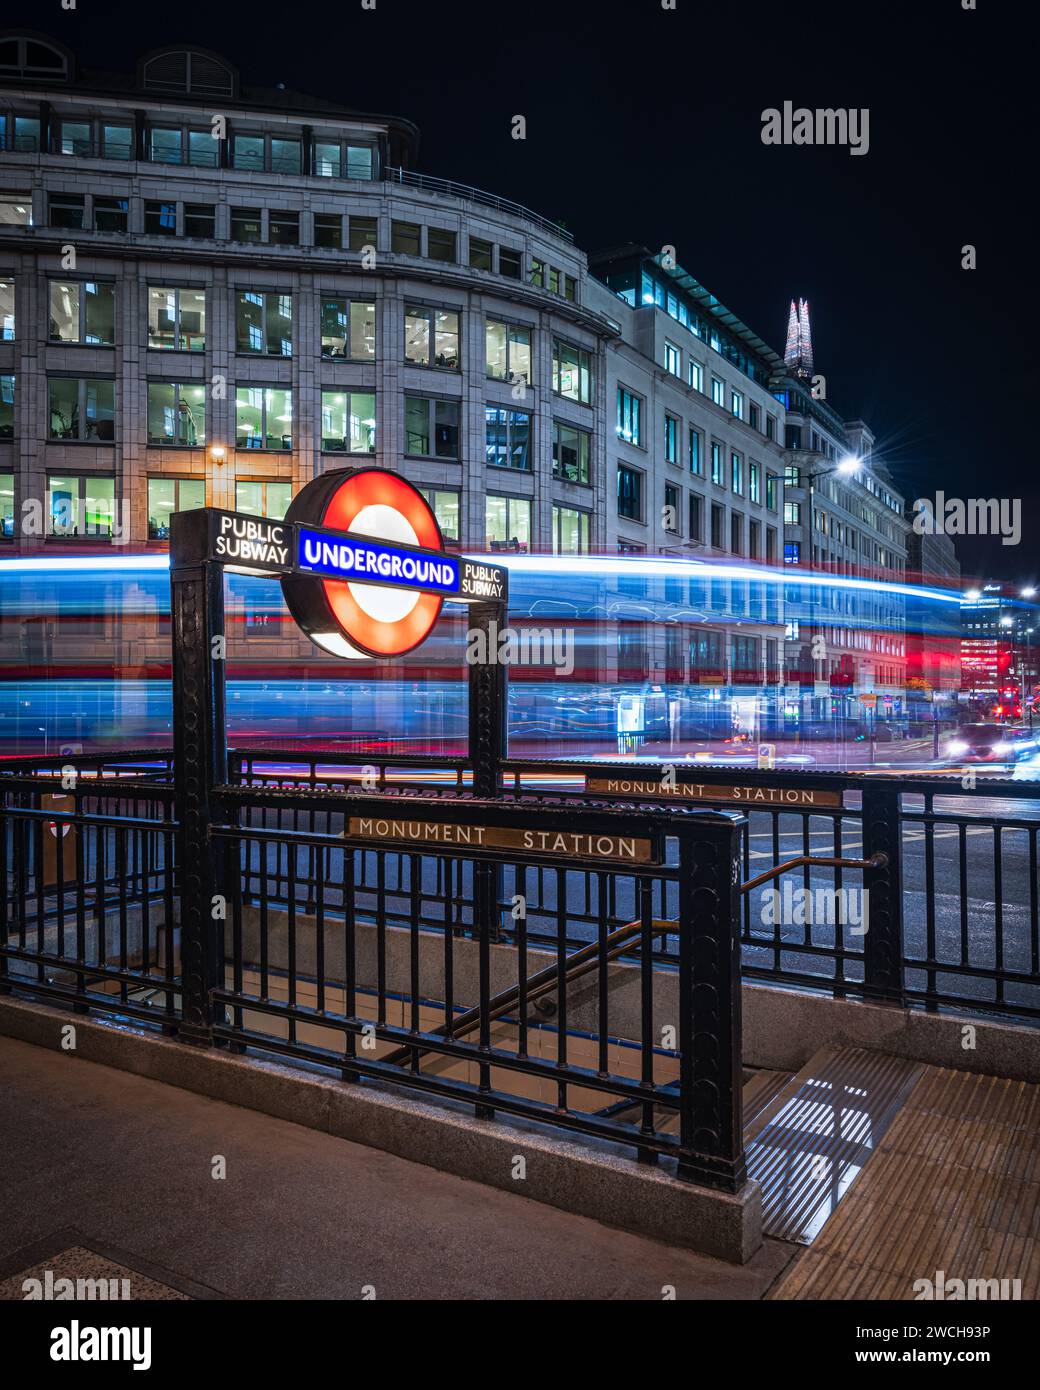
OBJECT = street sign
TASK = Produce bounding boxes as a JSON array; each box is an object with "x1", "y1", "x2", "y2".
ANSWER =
[
  {"x1": 585, "y1": 777, "x2": 843, "y2": 809},
  {"x1": 179, "y1": 469, "x2": 507, "y2": 659},
  {"x1": 346, "y1": 815, "x2": 656, "y2": 863}
]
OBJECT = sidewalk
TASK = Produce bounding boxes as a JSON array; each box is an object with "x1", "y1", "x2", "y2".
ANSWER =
[{"x1": 0, "y1": 1035, "x2": 794, "y2": 1301}]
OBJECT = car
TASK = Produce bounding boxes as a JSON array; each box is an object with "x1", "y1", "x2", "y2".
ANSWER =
[{"x1": 946, "y1": 724, "x2": 1040, "y2": 763}]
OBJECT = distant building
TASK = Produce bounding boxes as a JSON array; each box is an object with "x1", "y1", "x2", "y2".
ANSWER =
[
  {"x1": 905, "y1": 527, "x2": 961, "y2": 699},
  {"x1": 772, "y1": 333, "x2": 909, "y2": 733}
]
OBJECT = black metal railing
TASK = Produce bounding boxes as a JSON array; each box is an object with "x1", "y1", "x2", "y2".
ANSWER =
[
  {"x1": 0, "y1": 767, "x2": 179, "y2": 1027},
  {"x1": 384, "y1": 166, "x2": 573, "y2": 242},
  {"x1": 204, "y1": 786, "x2": 745, "y2": 1188},
  {"x1": 501, "y1": 760, "x2": 1040, "y2": 1022}
]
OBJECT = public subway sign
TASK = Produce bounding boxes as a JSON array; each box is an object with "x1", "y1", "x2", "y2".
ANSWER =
[
  {"x1": 193, "y1": 469, "x2": 506, "y2": 659},
  {"x1": 584, "y1": 777, "x2": 843, "y2": 809},
  {"x1": 346, "y1": 817, "x2": 657, "y2": 864}
]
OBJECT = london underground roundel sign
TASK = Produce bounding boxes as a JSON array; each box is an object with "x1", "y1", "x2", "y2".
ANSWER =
[{"x1": 281, "y1": 469, "x2": 448, "y2": 659}]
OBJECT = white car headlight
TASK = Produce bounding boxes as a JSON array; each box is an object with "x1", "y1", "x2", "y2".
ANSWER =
[{"x1": 948, "y1": 740, "x2": 968, "y2": 755}]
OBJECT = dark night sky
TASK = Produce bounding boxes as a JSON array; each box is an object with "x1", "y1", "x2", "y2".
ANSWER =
[{"x1": 23, "y1": 0, "x2": 1036, "y2": 584}]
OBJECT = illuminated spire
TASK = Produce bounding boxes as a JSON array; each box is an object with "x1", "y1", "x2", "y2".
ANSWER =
[
  {"x1": 784, "y1": 297, "x2": 814, "y2": 379},
  {"x1": 784, "y1": 299, "x2": 800, "y2": 368},
  {"x1": 798, "y1": 298, "x2": 814, "y2": 377}
]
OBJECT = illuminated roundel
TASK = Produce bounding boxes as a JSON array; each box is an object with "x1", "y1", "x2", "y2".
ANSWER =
[{"x1": 281, "y1": 469, "x2": 446, "y2": 659}]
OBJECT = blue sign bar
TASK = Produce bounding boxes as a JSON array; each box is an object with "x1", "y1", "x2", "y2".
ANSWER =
[{"x1": 296, "y1": 527, "x2": 461, "y2": 594}]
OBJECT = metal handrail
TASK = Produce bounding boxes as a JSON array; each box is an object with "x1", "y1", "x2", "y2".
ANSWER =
[
  {"x1": 740, "y1": 852, "x2": 888, "y2": 895},
  {"x1": 384, "y1": 850, "x2": 889, "y2": 1067},
  {"x1": 382, "y1": 914, "x2": 673, "y2": 1067}
]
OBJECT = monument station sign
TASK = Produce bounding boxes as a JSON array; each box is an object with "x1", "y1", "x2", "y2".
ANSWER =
[
  {"x1": 585, "y1": 777, "x2": 843, "y2": 809},
  {"x1": 347, "y1": 816, "x2": 656, "y2": 864}
]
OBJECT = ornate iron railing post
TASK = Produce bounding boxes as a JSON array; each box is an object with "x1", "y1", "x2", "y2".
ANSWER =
[
  {"x1": 861, "y1": 781, "x2": 905, "y2": 1005},
  {"x1": 676, "y1": 811, "x2": 747, "y2": 1191},
  {"x1": 170, "y1": 511, "x2": 228, "y2": 1045},
  {"x1": 467, "y1": 601, "x2": 507, "y2": 798},
  {"x1": 467, "y1": 600, "x2": 507, "y2": 956}
]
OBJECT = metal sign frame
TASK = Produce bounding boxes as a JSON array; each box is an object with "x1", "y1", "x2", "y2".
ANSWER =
[{"x1": 168, "y1": 502, "x2": 509, "y2": 1042}]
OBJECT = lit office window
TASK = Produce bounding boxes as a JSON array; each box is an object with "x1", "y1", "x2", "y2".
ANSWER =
[
  {"x1": 320, "y1": 300, "x2": 375, "y2": 360},
  {"x1": 236, "y1": 386, "x2": 293, "y2": 450},
  {"x1": 417, "y1": 489, "x2": 460, "y2": 544},
  {"x1": 731, "y1": 452, "x2": 743, "y2": 494},
  {"x1": 48, "y1": 475, "x2": 116, "y2": 537},
  {"x1": 0, "y1": 470, "x2": 13, "y2": 537},
  {"x1": 485, "y1": 320, "x2": 531, "y2": 383},
  {"x1": 405, "y1": 305, "x2": 459, "y2": 369},
  {"x1": 711, "y1": 377, "x2": 724, "y2": 406},
  {"x1": 486, "y1": 495, "x2": 530, "y2": 551},
  {"x1": 552, "y1": 423, "x2": 591, "y2": 484},
  {"x1": 553, "y1": 339, "x2": 593, "y2": 403},
  {"x1": 553, "y1": 505, "x2": 590, "y2": 554},
  {"x1": 147, "y1": 287, "x2": 206, "y2": 351},
  {"x1": 0, "y1": 280, "x2": 13, "y2": 340},
  {"x1": 0, "y1": 194, "x2": 32, "y2": 225},
  {"x1": 405, "y1": 396, "x2": 459, "y2": 459},
  {"x1": 147, "y1": 477, "x2": 205, "y2": 538},
  {"x1": 147, "y1": 382, "x2": 206, "y2": 445},
  {"x1": 236, "y1": 480, "x2": 292, "y2": 519},
  {"x1": 485, "y1": 407, "x2": 530, "y2": 470},
  {"x1": 47, "y1": 474, "x2": 115, "y2": 542},
  {"x1": 784, "y1": 502, "x2": 801, "y2": 524},
  {"x1": 319, "y1": 390, "x2": 376, "y2": 453},
  {"x1": 663, "y1": 340, "x2": 681, "y2": 377},
  {"x1": 235, "y1": 292, "x2": 292, "y2": 356},
  {"x1": 731, "y1": 389, "x2": 744, "y2": 419}
]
